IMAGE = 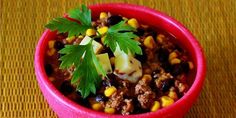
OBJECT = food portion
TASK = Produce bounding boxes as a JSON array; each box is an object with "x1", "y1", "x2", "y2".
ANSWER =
[{"x1": 44, "y1": 5, "x2": 194, "y2": 115}]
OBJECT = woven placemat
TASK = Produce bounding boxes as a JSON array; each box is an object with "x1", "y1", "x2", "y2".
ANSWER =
[{"x1": 0, "y1": 0, "x2": 235, "y2": 117}]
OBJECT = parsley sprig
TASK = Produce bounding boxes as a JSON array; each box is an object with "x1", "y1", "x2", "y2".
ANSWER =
[
  {"x1": 45, "y1": 5, "x2": 91, "y2": 37},
  {"x1": 59, "y1": 41, "x2": 106, "y2": 98},
  {"x1": 45, "y1": 5, "x2": 142, "y2": 98}
]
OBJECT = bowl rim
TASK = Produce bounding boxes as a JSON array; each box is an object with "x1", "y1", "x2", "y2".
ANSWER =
[{"x1": 34, "y1": 3, "x2": 206, "y2": 117}]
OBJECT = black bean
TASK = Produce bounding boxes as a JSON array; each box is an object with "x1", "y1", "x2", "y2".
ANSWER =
[
  {"x1": 107, "y1": 48, "x2": 114, "y2": 57},
  {"x1": 107, "y1": 15, "x2": 123, "y2": 26},
  {"x1": 95, "y1": 94, "x2": 107, "y2": 102},
  {"x1": 78, "y1": 98, "x2": 90, "y2": 108},
  {"x1": 94, "y1": 37, "x2": 101, "y2": 42},
  {"x1": 132, "y1": 98, "x2": 146, "y2": 114},
  {"x1": 135, "y1": 47, "x2": 147, "y2": 63},
  {"x1": 181, "y1": 61, "x2": 190, "y2": 73},
  {"x1": 54, "y1": 41, "x2": 65, "y2": 51},
  {"x1": 157, "y1": 48, "x2": 169, "y2": 63},
  {"x1": 171, "y1": 64, "x2": 183, "y2": 76},
  {"x1": 76, "y1": 91, "x2": 82, "y2": 96},
  {"x1": 147, "y1": 28, "x2": 157, "y2": 38},
  {"x1": 151, "y1": 69, "x2": 161, "y2": 79},
  {"x1": 175, "y1": 45, "x2": 183, "y2": 52},
  {"x1": 102, "y1": 80, "x2": 111, "y2": 87},
  {"x1": 134, "y1": 28, "x2": 145, "y2": 36},
  {"x1": 60, "y1": 80, "x2": 74, "y2": 95},
  {"x1": 161, "y1": 79, "x2": 174, "y2": 92},
  {"x1": 161, "y1": 62, "x2": 172, "y2": 73},
  {"x1": 44, "y1": 64, "x2": 53, "y2": 75},
  {"x1": 57, "y1": 54, "x2": 65, "y2": 64}
]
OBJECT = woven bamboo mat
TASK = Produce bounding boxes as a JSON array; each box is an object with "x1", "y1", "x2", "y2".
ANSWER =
[{"x1": 0, "y1": 0, "x2": 236, "y2": 117}]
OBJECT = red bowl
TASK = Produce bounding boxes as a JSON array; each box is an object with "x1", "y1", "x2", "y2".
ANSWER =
[{"x1": 34, "y1": 3, "x2": 206, "y2": 118}]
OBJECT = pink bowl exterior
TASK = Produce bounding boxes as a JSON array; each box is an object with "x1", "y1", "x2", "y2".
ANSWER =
[{"x1": 34, "y1": 3, "x2": 206, "y2": 118}]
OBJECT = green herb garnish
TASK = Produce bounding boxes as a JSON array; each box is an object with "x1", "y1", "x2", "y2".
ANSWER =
[
  {"x1": 104, "y1": 21, "x2": 142, "y2": 55},
  {"x1": 45, "y1": 5, "x2": 142, "y2": 98},
  {"x1": 59, "y1": 42, "x2": 106, "y2": 98},
  {"x1": 45, "y1": 5, "x2": 91, "y2": 37}
]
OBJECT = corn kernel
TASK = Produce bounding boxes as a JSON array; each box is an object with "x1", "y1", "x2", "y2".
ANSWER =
[
  {"x1": 170, "y1": 58, "x2": 181, "y2": 65},
  {"x1": 142, "y1": 74, "x2": 152, "y2": 82},
  {"x1": 150, "y1": 101, "x2": 160, "y2": 112},
  {"x1": 144, "y1": 36, "x2": 156, "y2": 49},
  {"x1": 97, "y1": 26, "x2": 108, "y2": 35},
  {"x1": 66, "y1": 36, "x2": 76, "y2": 43},
  {"x1": 156, "y1": 34, "x2": 165, "y2": 43},
  {"x1": 161, "y1": 96, "x2": 174, "y2": 108},
  {"x1": 104, "y1": 107, "x2": 116, "y2": 114},
  {"x1": 86, "y1": 29, "x2": 96, "y2": 36},
  {"x1": 100, "y1": 12, "x2": 108, "y2": 19},
  {"x1": 127, "y1": 18, "x2": 139, "y2": 29},
  {"x1": 47, "y1": 48, "x2": 56, "y2": 56},
  {"x1": 168, "y1": 52, "x2": 178, "y2": 61},
  {"x1": 78, "y1": 35, "x2": 84, "y2": 39},
  {"x1": 104, "y1": 86, "x2": 117, "y2": 97},
  {"x1": 110, "y1": 57, "x2": 115, "y2": 66},
  {"x1": 168, "y1": 91, "x2": 178, "y2": 100},
  {"x1": 92, "y1": 103, "x2": 103, "y2": 111},
  {"x1": 48, "y1": 40, "x2": 55, "y2": 49},
  {"x1": 188, "y1": 61, "x2": 194, "y2": 70}
]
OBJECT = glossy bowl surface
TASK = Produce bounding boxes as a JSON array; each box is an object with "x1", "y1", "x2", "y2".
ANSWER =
[{"x1": 34, "y1": 3, "x2": 206, "y2": 118}]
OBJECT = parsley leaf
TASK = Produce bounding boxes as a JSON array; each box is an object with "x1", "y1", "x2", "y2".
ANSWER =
[
  {"x1": 45, "y1": 5, "x2": 91, "y2": 37},
  {"x1": 104, "y1": 21, "x2": 142, "y2": 55},
  {"x1": 45, "y1": 17, "x2": 89, "y2": 37},
  {"x1": 59, "y1": 42, "x2": 106, "y2": 98},
  {"x1": 68, "y1": 5, "x2": 92, "y2": 27}
]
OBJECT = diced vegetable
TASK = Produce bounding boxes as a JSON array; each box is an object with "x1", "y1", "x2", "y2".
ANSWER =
[
  {"x1": 114, "y1": 45, "x2": 132, "y2": 57},
  {"x1": 114, "y1": 52, "x2": 142, "y2": 83},
  {"x1": 80, "y1": 36, "x2": 103, "y2": 54},
  {"x1": 96, "y1": 53, "x2": 112, "y2": 74}
]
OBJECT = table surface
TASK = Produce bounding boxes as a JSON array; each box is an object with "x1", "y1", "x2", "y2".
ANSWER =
[{"x1": 0, "y1": 0, "x2": 236, "y2": 117}]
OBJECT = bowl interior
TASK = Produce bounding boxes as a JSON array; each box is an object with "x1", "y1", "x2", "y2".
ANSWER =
[{"x1": 35, "y1": 3, "x2": 206, "y2": 118}]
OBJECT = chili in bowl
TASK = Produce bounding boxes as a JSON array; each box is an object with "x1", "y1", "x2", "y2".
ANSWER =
[{"x1": 35, "y1": 3, "x2": 206, "y2": 118}]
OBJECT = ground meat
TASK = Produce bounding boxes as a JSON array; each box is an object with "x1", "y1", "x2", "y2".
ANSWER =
[
  {"x1": 105, "y1": 91, "x2": 124, "y2": 109},
  {"x1": 121, "y1": 80, "x2": 130, "y2": 88},
  {"x1": 155, "y1": 71, "x2": 173, "y2": 88},
  {"x1": 121, "y1": 99, "x2": 134, "y2": 115},
  {"x1": 135, "y1": 79, "x2": 151, "y2": 95},
  {"x1": 137, "y1": 91, "x2": 156, "y2": 109},
  {"x1": 120, "y1": 80, "x2": 132, "y2": 97},
  {"x1": 135, "y1": 79, "x2": 156, "y2": 109},
  {"x1": 149, "y1": 62, "x2": 160, "y2": 71}
]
